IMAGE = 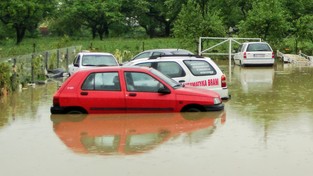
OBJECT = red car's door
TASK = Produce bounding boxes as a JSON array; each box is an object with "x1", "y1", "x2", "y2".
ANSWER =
[
  {"x1": 123, "y1": 71, "x2": 176, "y2": 113},
  {"x1": 78, "y1": 72, "x2": 126, "y2": 113}
]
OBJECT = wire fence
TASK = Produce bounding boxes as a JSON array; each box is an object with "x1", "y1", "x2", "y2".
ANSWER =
[{"x1": 0, "y1": 46, "x2": 82, "y2": 85}]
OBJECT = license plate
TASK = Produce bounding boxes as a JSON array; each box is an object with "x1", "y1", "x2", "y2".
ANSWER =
[{"x1": 254, "y1": 54, "x2": 265, "y2": 57}]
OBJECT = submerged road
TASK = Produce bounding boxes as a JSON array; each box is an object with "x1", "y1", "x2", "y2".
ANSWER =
[{"x1": 1, "y1": 61, "x2": 313, "y2": 176}]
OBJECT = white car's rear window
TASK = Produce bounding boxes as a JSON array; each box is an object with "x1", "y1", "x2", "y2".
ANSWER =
[
  {"x1": 82, "y1": 55, "x2": 118, "y2": 66},
  {"x1": 247, "y1": 43, "x2": 271, "y2": 52}
]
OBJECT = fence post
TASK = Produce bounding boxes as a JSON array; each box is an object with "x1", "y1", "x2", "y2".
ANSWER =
[
  {"x1": 33, "y1": 43, "x2": 36, "y2": 53},
  {"x1": 31, "y1": 54, "x2": 34, "y2": 83},
  {"x1": 57, "y1": 49, "x2": 60, "y2": 68},
  {"x1": 142, "y1": 42, "x2": 145, "y2": 51},
  {"x1": 66, "y1": 48, "x2": 69, "y2": 71},
  {"x1": 45, "y1": 51, "x2": 49, "y2": 70}
]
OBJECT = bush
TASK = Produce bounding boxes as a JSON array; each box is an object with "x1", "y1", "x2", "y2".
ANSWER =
[
  {"x1": 0, "y1": 62, "x2": 12, "y2": 95},
  {"x1": 0, "y1": 62, "x2": 11, "y2": 86},
  {"x1": 113, "y1": 49, "x2": 133, "y2": 63},
  {"x1": 32, "y1": 55, "x2": 46, "y2": 81}
]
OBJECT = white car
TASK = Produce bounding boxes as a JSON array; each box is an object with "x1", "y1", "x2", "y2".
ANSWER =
[
  {"x1": 124, "y1": 54, "x2": 230, "y2": 100},
  {"x1": 68, "y1": 52, "x2": 119, "y2": 75},
  {"x1": 233, "y1": 42, "x2": 275, "y2": 66}
]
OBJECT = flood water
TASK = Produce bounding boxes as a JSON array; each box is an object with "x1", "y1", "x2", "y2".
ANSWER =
[{"x1": 1, "y1": 61, "x2": 313, "y2": 176}]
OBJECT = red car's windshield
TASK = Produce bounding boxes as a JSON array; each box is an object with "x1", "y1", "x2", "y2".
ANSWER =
[{"x1": 150, "y1": 69, "x2": 182, "y2": 88}]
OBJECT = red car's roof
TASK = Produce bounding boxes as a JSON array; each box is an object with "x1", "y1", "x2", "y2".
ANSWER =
[{"x1": 75, "y1": 66, "x2": 152, "y2": 74}]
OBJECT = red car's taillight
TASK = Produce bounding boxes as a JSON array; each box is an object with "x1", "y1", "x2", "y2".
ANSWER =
[
  {"x1": 221, "y1": 75, "x2": 227, "y2": 88},
  {"x1": 53, "y1": 96, "x2": 60, "y2": 106},
  {"x1": 243, "y1": 52, "x2": 247, "y2": 59}
]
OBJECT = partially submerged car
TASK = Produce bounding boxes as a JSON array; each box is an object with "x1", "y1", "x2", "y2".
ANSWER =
[
  {"x1": 51, "y1": 66, "x2": 224, "y2": 114},
  {"x1": 233, "y1": 42, "x2": 275, "y2": 66},
  {"x1": 124, "y1": 54, "x2": 230, "y2": 100},
  {"x1": 68, "y1": 52, "x2": 119, "y2": 75}
]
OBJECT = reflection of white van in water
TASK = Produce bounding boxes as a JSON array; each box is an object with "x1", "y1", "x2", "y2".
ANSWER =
[{"x1": 234, "y1": 67, "x2": 274, "y2": 93}]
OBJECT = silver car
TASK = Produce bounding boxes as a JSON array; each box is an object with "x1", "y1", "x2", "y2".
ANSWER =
[{"x1": 129, "y1": 48, "x2": 193, "y2": 61}]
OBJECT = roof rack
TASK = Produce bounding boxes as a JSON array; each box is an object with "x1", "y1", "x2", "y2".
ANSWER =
[{"x1": 148, "y1": 54, "x2": 204, "y2": 60}]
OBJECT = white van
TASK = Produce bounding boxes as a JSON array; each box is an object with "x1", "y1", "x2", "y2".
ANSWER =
[{"x1": 124, "y1": 55, "x2": 230, "y2": 100}]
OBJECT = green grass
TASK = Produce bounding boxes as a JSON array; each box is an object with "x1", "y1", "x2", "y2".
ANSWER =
[
  {"x1": 1, "y1": 36, "x2": 311, "y2": 62},
  {"x1": 0, "y1": 36, "x2": 196, "y2": 61}
]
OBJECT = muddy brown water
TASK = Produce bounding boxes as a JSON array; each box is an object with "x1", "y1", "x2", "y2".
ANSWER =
[{"x1": 1, "y1": 61, "x2": 313, "y2": 176}]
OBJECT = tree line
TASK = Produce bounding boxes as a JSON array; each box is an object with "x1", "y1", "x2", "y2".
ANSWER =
[{"x1": 0, "y1": 0, "x2": 312, "y2": 52}]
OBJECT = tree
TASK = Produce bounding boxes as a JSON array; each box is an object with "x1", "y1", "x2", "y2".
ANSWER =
[
  {"x1": 0, "y1": 22, "x2": 14, "y2": 41},
  {"x1": 49, "y1": 0, "x2": 84, "y2": 37},
  {"x1": 237, "y1": 0, "x2": 290, "y2": 43},
  {"x1": 135, "y1": 0, "x2": 172, "y2": 37},
  {"x1": 209, "y1": 0, "x2": 252, "y2": 29},
  {"x1": 120, "y1": 0, "x2": 149, "y2": 34},
  {"x1": 281, "y1": 0, "x2": 313, "y2": 52},
  {"x1": 290, "y1": 15, "x2": 313, "y2": 52},
  {"x1": 133, "y1": 0, "x2": 188, "y2": 38},
  {"x1": 173, "y1": 0, "x2": 225, "y2": 51},
  {"x1": 163, "y1": 0, "x2": 188, "y2": 36},
  {"x1": 193, "y1": 0, "x2": 210, "y2": 17},
  {"x1": 0, "y1": 0, "x2": 57, "y2": 44},
  {"x1": 68, "y1": 0, "x2": 123, "y2": 40}
]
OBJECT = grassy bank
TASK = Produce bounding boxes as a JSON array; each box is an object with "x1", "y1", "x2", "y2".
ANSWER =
[{"x1": 0, "y1": 36, "x2": 196, "y2": 61}]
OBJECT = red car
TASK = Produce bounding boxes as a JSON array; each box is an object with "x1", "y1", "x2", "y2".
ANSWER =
[{"x1": 50, "y1": 66, "x2": 224, "y2": 114}]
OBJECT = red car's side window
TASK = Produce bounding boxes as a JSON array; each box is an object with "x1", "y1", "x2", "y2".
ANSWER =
[
  {"x1": 124, "y1": 72, "x2": 163, "y2": 92},
  {"x1": 82, "y1": 72, "x2": 121, "y2": 91}
]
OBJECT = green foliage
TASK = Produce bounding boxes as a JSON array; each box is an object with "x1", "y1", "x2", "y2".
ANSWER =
[
  {"x1": 113, "y1": 49, "x2": 132, "y2": 63},
  {"x1": 173, "y1": 0, "x2": 226, "y2": 51},
  {"x1": 32, "y1": 55, "x2": 46, "y2": 81},
  {"x1": 0, "y1": 23, "x2": 14, "y2": 41},
  {"x1": 237, "y1": 0, "x2": 290, "y2": 42},
  {"x1": 0, "y1": 63, "x2": 11, "y2": 90},
  {"x1": 16, "y1": 60, "x2": 30, "y2": 87},
  {"x1": 0, "y1": 0, "x2": 58, "y2": 44},
  {"x1": 48, "y1": 53, "x2": 57, "y2": 70},
  {"x1": 0, "y1": 61, "x2": 20, "y2": 94},
  {"x1": 121, "y1": 0, "x2": 149, "y2": 35},
  {"x1": 58, "y1": 0, "x2": 124, "y2": 40},
  {"x1": 56, "y1": 35, "x2": 71, "y2": 48},
  {"x1": 137, "y1": 0, "x2": 183, "y2": 37},
  {"x1": 289, "y1": 15, "x2": 313, "y2": 52}
]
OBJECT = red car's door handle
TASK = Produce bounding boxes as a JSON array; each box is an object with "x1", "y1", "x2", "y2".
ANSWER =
[
  {"x1": 80, "y1": 92, "x2": 88, "y2": 96},
  {"x1": 129, "y1": 93, "x2": 137, "y2": 97}
]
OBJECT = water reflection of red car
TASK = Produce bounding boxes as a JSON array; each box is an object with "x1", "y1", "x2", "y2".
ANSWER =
[{"x1": 50, "y1": 112, "x2": 226, "y2": 155}]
